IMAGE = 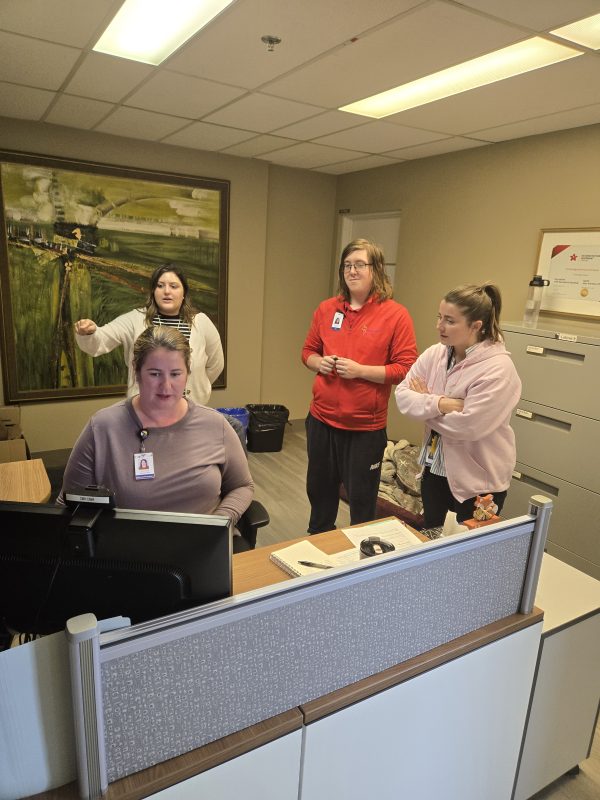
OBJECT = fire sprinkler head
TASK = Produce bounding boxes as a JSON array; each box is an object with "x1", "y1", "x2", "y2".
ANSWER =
[{"x1": 261, "y1": 35, "x2": 282, "y2": 52}]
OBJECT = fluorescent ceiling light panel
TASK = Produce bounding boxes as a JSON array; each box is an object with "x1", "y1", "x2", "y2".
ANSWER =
[
  {"x1": 552, "y1": 13, "x2": 600, "y2": 49},
  {"x1": 340, "y1": 38, "x2": 582, "y2": 118},
  {"x1": 94, "y1": 0, "x2": 236, "y2": 65}
]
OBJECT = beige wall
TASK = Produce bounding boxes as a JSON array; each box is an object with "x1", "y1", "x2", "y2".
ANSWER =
[
  {"x1": 0, "y1": 118, "x2": 336, "y2": 451},
  {"x1": 2, "y1": 118, "x2": 600, "y2": 452},
  {"x1": 335, "y1": 122, "x2": 600, "y2": 442},
  {"x1": 261, "y1": 165, "x2": 337, "y2": 411}
]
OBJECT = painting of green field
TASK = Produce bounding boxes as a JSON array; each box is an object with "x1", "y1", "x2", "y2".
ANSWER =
[{"x1": 0, "y1": 155, "x2": 228, "y2": 401}]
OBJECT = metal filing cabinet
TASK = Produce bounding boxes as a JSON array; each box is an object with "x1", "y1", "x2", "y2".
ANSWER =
[{"x1": 503, "y1": 323, "x2": 600, "y2": 580}]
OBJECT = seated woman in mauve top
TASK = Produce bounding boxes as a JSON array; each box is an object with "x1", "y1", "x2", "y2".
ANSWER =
[{"x1": 59, "y1": 326, "x2": 253, "y2": 540}]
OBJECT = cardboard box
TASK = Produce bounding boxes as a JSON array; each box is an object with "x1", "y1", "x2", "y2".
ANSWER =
[
  {"x1": 0, "y1": 438, "x2": 28, "y2": 463},
  {"x1": 0, "y1": 405, "x2": 22, "y2": 439},
  {"x1": 0, "y1": 405, "x2": 29, "y2": 461}
]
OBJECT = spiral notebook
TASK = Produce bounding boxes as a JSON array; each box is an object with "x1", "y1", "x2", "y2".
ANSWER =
[{"x1": 269, "y1": 540, "x2": 335, "y2": 577}]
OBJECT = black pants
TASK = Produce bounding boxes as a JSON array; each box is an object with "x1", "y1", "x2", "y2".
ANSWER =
[
  {"x1": 420, "y1": 468, "x2": 508, "y2": 528},
  {"x1": 305, "y1": 413, "x2": 387, "y2": 534}
]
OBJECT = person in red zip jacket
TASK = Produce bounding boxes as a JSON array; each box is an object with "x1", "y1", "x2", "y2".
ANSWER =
[{"x1": 302, "y1": 238, "x2": 417, "y2": 533}]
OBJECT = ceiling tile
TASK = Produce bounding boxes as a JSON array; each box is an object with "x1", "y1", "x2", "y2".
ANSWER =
[
  {"x1": 314, "y1": 121, "x2": 443, "y2": 153},
  {"x1": 273, "y1": 110, "x2": 366, "y2": 140},
  {"x1": 259, "y1": 142, "x2": 376, "y2": 169},
  {"x1": 0, "y1": 0, "x2": 118, "y2": 47},
  {"x1": 44, "y1": 95, "x2": 114, "y2": 129},
  {"x1": 126, "y1": 71, "x2": 246, "y2": 119},
  {"x1": 318, "y1": 155, "x2": 403, "y2": 174},
  {"x1": 222, "y1": 135, "x2": 298, "y2": 157},
  {"x1": 386, "y1": 55, "x2": 600, "y2": 136},
  {"x1": 0, "y1": 30, "x2": 81, "y2": 91},
  {"x1": 163, "y1": 121, "x2": 255, "y2": 150},
  {"x1": 472, "y1": 104, "x2": 600, "y2": 141},
  {"x1": 385, "y1": 136, "x2": 491, "y2": 160},
  {"x1": 94, "y1": 107, "x2": 188, "y2": 141},
  {"x1": 456, "y1": 1, "x2": 600, "y2": 31},
  {"x1": 64, "y1": 52, "x2": 153, "y2": 103},
  {"x1": 204, "y1": 93, "x2": 323, "y2": 133},
  {"x1": 167, "y1": 0, "x2": 423, "y2": 89},
  {"x1": 257, "y1": 142, "x2": 370, "y2": 169},
  {"x1": 262, "y1": 0, "x2": 527, "y2": 108},
  {"x1": 0, "y1": 81, "x2": 54, "y2": 120}
]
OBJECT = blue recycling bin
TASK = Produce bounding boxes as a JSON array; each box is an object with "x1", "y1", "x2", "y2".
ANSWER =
[{"x1": 216, "y1": 407, "x2": 250, "y2": 438}]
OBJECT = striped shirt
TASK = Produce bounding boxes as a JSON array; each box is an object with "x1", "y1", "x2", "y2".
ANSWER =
[{"x1": 152, "y1": 313, "x2": 192, "y2": 342}]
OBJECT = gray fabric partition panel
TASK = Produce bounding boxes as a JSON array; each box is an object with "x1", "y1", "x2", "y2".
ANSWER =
[{"x1": 99, "y1": 530, "x2": 532, "y2": 782}]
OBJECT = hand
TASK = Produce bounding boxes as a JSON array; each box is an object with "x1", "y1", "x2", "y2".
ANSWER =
[
  {"x1": 409, "y1": 376, "x2": 430, "y2": 394},
  {"x1": 333, "y1": 357, "x2": 362, "y2": 380},
  {"x1": 318, "y1": 355, "x2": 338, "y2": 375},
  {"x1": 438, "y1": 396, "x2": 464, "y2": 414},
  {"x1": 75, "y1": 319, "x2": 97, "y2": 335}
]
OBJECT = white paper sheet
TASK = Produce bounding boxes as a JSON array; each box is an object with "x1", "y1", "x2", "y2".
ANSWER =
[{"x1": 340, "y1": 518, "x2": 427, "y2": 553}]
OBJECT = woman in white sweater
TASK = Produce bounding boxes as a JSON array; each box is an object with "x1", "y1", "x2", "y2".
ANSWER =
[{"x1": 74, "y1": 263, "x2": 224, "y2": 404}]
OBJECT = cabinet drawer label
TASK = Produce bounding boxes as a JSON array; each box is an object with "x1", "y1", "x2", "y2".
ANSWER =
[
  {"x1": 512, "y1": 471, "x2": 522, "y2": 479},
  {"x1": 556, "y1": 333, "x2": 578, "y2": 342},
  {"x1": 516, "y1": 408, "x2": 533, "y2": 419},
  {"x1": 525, "y1": 345, "x2": 544, "y2": 354}
]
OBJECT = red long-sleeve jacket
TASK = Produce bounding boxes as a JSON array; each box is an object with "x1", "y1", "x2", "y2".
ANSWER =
[{"x1": 302, "y1": 295, "x2": 417, "y2": 430}]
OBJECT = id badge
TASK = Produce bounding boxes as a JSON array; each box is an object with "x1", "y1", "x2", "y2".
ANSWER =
[
  {"x1": 134, "y1": 451, "x2": 155, "y2": 480},
  {"x1": 424, "y1": 433, "x2": 438, "y2": 467},
  {"x1": 332, "y1": 311, "x2": 344, "y2": 329}
]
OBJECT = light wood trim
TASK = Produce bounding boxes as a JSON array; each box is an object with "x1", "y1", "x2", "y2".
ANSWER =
[
  {"x1": 29, "y1": 708, "x2": 304, "y2": 800},
  {"x1": 300, "y1": 607, "x2": 544, "y2": 724},
  {"x1": 0, "y1": 458, "x2": 51, "y2": 503}
]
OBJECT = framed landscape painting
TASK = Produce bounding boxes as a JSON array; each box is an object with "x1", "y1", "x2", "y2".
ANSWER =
[{"x1": 0, "y1": 150, "x2": 229, "y2": 402}]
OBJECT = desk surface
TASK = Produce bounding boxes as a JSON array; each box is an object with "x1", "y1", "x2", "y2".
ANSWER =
[
  {"x1": 232, "y1": 521, "x2": 428, "y2": 596},
  {"x1": 0, "y1": 458, "x2": 51, "y2": 503},
  {"x1": 536, "y1": 554, "x2": 600, "y2": 633}
]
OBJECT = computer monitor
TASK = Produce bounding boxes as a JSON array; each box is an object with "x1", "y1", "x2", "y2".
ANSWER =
[{"x1": 0, "y1": 501, "x2": 232, "y2": 635}]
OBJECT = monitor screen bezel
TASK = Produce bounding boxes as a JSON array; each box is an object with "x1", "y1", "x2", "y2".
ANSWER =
[{"x1": 0, "y1": 501, "x2": 233, "y2": 635}]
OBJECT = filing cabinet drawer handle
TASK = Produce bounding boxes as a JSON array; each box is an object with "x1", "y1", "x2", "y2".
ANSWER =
[
  {"x1": 512, "y1": 472, "x2": 559, "y2": 496},
  {"x1": 515, "y1": 409, "x2": 571, "y2": 432},
  {"x1": 525, "y1": 346, "x2": 585, "y2": 364}
]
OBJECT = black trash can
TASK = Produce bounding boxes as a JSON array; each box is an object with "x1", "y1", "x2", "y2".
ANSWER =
[{"x1": 245, "y1": 404, "x2": 289, "y2": 453}]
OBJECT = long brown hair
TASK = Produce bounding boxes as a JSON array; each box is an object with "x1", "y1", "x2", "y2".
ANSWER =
[
  {"x1": 337, "y1": 238, "x2": 393, "y2": 303},
  {"x1": 144, "y1": 264, "x2": 196, "y2": 326},
  {"x1": 444, "y1": 283, "x2": 503, "y2": 342}
]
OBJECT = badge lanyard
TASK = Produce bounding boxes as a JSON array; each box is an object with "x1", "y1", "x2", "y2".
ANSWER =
[{"x1": 134, "y1": 428, "x2": 155, "y2": 480}]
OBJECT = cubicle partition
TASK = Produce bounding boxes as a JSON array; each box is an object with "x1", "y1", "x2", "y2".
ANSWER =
[{"x1": 67, "y1": 497, "x2": 552, "y2": 799}]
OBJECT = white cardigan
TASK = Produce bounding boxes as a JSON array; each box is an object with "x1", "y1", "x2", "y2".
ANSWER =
[{"x1": 75, "y1": 308, "x2": 224, "y2": 404}]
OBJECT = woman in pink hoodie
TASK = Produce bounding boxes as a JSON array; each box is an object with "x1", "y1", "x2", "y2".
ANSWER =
[{"x1": 395, "y1": 284, "x2": 521, "y2": 528}]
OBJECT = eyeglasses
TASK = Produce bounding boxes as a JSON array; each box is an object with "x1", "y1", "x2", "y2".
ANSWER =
[{"x1": 342, "y1": 261, "x2": 372, "y2": 272}]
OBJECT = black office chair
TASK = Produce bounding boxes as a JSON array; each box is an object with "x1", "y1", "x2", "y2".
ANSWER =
[{"x1": 223, "y1": 414, "x2": 269, "y2": 552}]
